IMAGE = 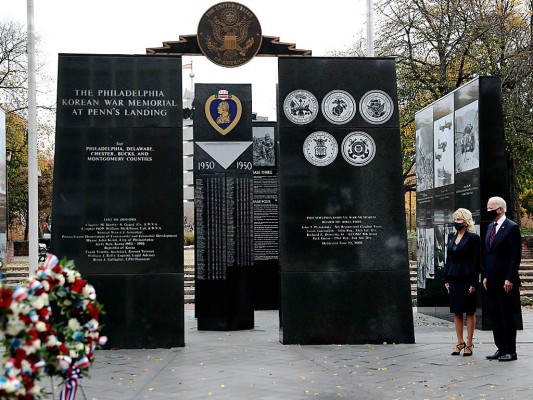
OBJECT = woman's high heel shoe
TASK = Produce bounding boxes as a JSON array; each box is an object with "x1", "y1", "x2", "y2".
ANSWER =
[
  {"x1": 451, "y1": 342, "x2": 466, "y2": 356},
  {"x1": 463, "y1": 343, "x2": 474, "y2": 357}
]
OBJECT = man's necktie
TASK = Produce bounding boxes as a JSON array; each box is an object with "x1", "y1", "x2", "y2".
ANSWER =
[{"x1": 489, "y1": 222, "x2": 497, "y2": 247}]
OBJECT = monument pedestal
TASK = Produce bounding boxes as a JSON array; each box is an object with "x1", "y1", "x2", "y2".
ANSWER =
[{"x1": 196, "y1": 267, "x2": 254, "y2": 331}]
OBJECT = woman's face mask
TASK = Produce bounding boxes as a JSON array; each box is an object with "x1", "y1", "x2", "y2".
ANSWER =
[{"x1": 453, "y1": 221, "x2": 465, "y2": 231}]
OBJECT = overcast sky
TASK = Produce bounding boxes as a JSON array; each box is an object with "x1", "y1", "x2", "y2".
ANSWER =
[{"x1": 3, "y1": 0, "x2": 368, "y2": 120}]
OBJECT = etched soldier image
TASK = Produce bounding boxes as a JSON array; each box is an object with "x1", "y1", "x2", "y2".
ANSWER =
[
  {"x1": 416, "y1": 128, "x2": 434, "y2": 191},
  {"x1": 454, "y1": 100, "x2": 479, "y2": 173},
  {"x1": 417, "y1": 227, "x2": 434, "y2": 289},
  {"x1": 434, "y1": 114, "x2": 455, "y2": 187},
  {"x1": 415, "y1": 106, "x2": 434, "y2": 192},
  {"x1": 253, "y1": 127, "x2": 275, "y2": 167},
  {"x1": 434, "y1": 223, "x2": 453, "y2": 277}
]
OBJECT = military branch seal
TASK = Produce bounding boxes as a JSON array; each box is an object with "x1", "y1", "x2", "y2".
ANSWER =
[
  {"x1": 321, "y1": 90, "x2": 356, "y2": 125},
  {"x1": 197, "y1": 2, "x2": 262, "y2": 68},
  {"x1": 283, "y1": 90, "x2": 319, "y2": 125},
  {"x1": 303, "y1": 131, "x2": 338, "y2": 167},
  {"x1": 341, "y1": 131, "x2": 376, "y2": 166},
  {"x1": 359, "y1": 90, "x2": 394, "y2": 124}
]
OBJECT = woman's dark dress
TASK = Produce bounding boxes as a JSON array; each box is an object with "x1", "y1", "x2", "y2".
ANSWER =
[{"x1": 443, "y1": 231, "x2": 481, "y2": 314}]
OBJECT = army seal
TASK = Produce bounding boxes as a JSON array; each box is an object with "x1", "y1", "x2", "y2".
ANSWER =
[
  {"x1": 197, "y1": 2, "x2": 262, "y2": 68},
  {"x1": 359, "y1": 90, "x2": 394, "y2": 124},
  {"x1": 341, "y1": 131, "x2": 376, "y2": 166},
  {"x1": 303, "y1": 131, "x2": 338, "y2": 167},
  {"x1": 283, "y1": 90, "x2": 319, "y2": 125},
  {"x1": 321, "y1": 90, "x2": 356, "y2": 125}
]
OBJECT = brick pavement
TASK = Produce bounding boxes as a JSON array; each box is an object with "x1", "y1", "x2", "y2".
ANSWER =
[{"x1": 37, "y1": 307, "x2": 533, "y2": 400}]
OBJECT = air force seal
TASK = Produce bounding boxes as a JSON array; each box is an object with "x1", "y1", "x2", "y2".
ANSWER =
[
  {"x1": 359, "y1": 90, "x2": 394, "y2": 124},
  {"x1": 283, "y1": 90, "x2": 319, "y2": 125},
  {"x1": 197, "y1": 2, "x2": 262, "y2": 68},
  {"x1": 205, "y1": 89, "x2": 243, "y2": 135},
  {"x1": 321, "y1": 90, "x2": 356, "y2": 125},
  {"x1": 341, "y1": 132, "x2": 376, "y2": 166},
  {"x1": 303, "y1": 131, "x2": 338, "y2": 167}
]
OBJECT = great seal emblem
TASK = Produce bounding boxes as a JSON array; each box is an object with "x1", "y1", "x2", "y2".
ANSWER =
[
  {"x1": 359, "y1": 90, "x2": 394, "y2": 124},
  {"x1": 283, "y1": 90, "x2": 319, "y2": 125},
  {"x1": 197, "y1": 2, "x2": 262, "y2": 68},
  {"x1": 321, "y1": 90, "x2": 356, "y2": 125},
  {"x1": 341, "y1": 132, "x2": 376, "y2": 166},
  {"x1": 303, "y1": 131, "x2": 338, "y2": 167}
]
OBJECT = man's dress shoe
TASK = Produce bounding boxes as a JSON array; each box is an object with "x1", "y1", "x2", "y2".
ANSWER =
[
  {"x1": 498, "y1": 353, "x2": 517, "y2": 362},
  {"x1": 486, "y1": 350, "x2": 502, "y2": 360}
]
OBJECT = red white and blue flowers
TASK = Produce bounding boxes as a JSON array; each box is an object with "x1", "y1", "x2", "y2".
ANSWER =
[{"x1": 0, "y1": 254, "x2": 106, "y2": 399}]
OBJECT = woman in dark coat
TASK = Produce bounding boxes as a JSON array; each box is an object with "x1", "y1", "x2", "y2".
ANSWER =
[{"x1": 444, "y1": 208, "x2": 480, "y2": 356}]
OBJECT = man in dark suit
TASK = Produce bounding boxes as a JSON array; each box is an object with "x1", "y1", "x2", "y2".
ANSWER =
[{"x1": 483, "y1": 196, "x2": 522, "y2": 362}]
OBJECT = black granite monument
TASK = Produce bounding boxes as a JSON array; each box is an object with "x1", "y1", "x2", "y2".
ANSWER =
[
  {"x1": 194, "y1": 83, "x2": 254, "y2": 330},
  {"x1": 252, "y1": 121, "x2": 279, "y2": 310},
  {"x1": 278, "y1": 57, "x2": 415, "y2": 344},
  {"x1": 52, "y1": 54, "x2": 184, "y2": 348}
]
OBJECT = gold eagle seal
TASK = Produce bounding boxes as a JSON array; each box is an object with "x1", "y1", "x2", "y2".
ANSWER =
[{"x1": 197, "y1": 2, "x2": 262, "y2": 68}]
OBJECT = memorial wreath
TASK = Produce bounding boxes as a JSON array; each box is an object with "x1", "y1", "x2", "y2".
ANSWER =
[{"x1": 0, "y1": 254, "x2": 106, "y2": 399}]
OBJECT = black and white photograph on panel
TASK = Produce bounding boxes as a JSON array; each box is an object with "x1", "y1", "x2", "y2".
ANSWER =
[
  {"x1": 434, "y1": 223, "x2": 453, "y2": 278},
  {"x1": 252, "y1": 125, "x2": 275, "y2": 167},
  {"x1": 417, "y1": 227, "x2": 434, "y2": 289},
  {"x1": 434, "y1": 113, "x2": 454, "y2": 188},
  {"x1": 415, "y1": 106, "x2": 434, "y2": 191},
  {"x1": 454, "y1": 100, "x2": 479, "y2": 173},
  {"x1": 433, "y1": 198, "x2": 454, "y2": 225}
]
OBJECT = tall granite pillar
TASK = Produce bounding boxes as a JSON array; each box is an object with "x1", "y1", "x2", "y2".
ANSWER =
[
  {"x1": 252, "y1": 121, "x2": 279, "y2": 310},
  {"x1": 278, "y1": 57, "x2": 415, "y2": 344},
  {"x1": 194, "y1": 84, "x2": 254, "y2": 330},
  {"x1": 52, "y1": 54, "x2": 184, "y2": 348}
]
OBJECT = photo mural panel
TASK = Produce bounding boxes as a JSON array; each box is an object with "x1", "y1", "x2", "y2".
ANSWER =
[
  {"x1": 415, "y1": 77, "x2": 519, "y2": 328},
  {"x1": 278, "y1": 57, "x2": 414, "y2": 344}
]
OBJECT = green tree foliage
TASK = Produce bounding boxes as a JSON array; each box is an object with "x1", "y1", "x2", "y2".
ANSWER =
[
  {"x1": 371, "y1": 0, "x2": 533, "y2": 220},
  {"x1": 1, "y1": 19, "x2": 55, "y2": 240}
]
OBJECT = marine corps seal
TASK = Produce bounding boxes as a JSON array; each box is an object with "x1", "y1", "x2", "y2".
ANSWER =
[
  {"x1": 197, "y1": 2, "x2": 262, "y2": 68},
  {"x1": 359, "y1": 90, "x2": 394, "y2": 124},
  {"x1": 303, "y1": 131, "x2": 338, "y2": 167},
  {"x1": 283, "y1": 90, "x2": 319, "y2": 125},
  {"x1": 321, "y1": 90, "x2": 356, "y2": 125},
  {"x1": 341, "y1": 131, "x2": 376, "y2": 166}
]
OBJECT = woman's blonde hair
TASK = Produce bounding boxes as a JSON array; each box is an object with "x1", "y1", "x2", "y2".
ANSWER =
[{"x1": 453, "y1": 208, "x2": 475, "y2": 232}]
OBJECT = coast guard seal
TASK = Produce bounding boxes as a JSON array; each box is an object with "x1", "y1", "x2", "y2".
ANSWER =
[
  {"x1": 321, "y1": 90, "x2": 356, "y2": 125},
  {"x1": 303, "y1": 131, "x2": 338, "y2": 167},
  {"x1": 341, "y1": 132, "x2": 376, "y2": 166},
  {"x1": 283, "y1": 90, "x2": 319, "y2": 125},
  {"x1": 359, "y1": 90, "x2": 394, "y2": 124}
]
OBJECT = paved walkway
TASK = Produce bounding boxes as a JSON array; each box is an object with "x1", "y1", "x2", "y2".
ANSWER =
[{"x1": 38, "y1": 307, "x2": 533, "y2": 400}]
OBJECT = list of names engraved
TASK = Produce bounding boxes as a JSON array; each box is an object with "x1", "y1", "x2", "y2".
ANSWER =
[
  {"x1": 61, "y1": 217, "x2": 177, "y2": 262},
  {"x1": 301, "y1": 215, "x2": 383, "y2": 246}
]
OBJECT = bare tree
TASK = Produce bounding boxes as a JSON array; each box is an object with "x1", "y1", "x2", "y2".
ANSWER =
[{"x1": 372, "y1": 0, "x2": 533, "y2": 219}]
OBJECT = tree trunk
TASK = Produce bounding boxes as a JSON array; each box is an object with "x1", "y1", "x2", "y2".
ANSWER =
[{"x1": 508, "y1": 156, "x2": 521, "y2": 226}]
